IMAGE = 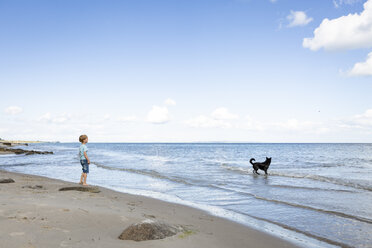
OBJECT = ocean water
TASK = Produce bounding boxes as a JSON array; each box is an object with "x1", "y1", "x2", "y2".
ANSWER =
[{"x1": 1, "y1": 143, "x2": 372, "y2": 248}]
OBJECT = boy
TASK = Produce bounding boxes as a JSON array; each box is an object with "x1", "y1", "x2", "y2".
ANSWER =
[{"x1": 79, "y1": 134, "x2": 90, "y2": 185}]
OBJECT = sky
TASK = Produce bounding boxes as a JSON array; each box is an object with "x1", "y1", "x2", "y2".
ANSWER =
[{"x1": 1, "y1": 0, "x2": 372, "y2": 142}]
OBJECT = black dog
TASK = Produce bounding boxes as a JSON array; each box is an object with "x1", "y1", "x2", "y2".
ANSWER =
[{"x1": 250, "y1": 157, "x2": 271, "y2": 175}]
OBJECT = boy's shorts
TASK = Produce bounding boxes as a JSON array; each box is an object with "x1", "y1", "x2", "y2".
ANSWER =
[{"x1": 80, "y1": 159, "x2": 89, "y2": 173}]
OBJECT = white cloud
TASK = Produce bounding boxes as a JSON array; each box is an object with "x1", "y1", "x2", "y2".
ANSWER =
[
  {"x1": 146, "y1": 99, "x2": 176, "y2": 124},
  {"x1": 0, "y1": 128, "x2": 8, "y2": 134},
  {"x1": 333, "y1": 0, "x2": 362, "y2": 8},
  {"x1": 186, "y1": 115, "x2": 232, "y2": 128},
  {"x1": 118, "y1": 115, "x2": 137, "y2": 122},
  {"x1": 186, "y1": 107, "x2": 238, "y2": 128},
  {"x1": 4, "y1": 106, "x2": 23, "y2": 115},
  {"x1": 186, "y1": 111, "x2": 328, "y2": 133},
  {"x1": 39, "y1": 112, "x2": 52, "y2": 122},
  {"x1": 147, "y1": 106, "x2": 170, "y2": 124},
  {"x1": 5, "y1": 107, "x2": 372, "y2": 142},
  {"x1": 341, "y1": 109, "x2": 372, "y2": 128},
  {"x1": 237, "y1": 115, "x2": 266, "y2": 131},
  {"x1": 38, "y1": 112, "x2": 71, "y2": 123},
  {"x1": 287, "y1": 11, "x2": 313, "y2": 27},
  {"x1": 303, "y1": 0, "x2": 372, "y2": 51},
  {"x1": 354, "y1": 109, "x2": 372, "y2": 125},
  {"x1": 53, "y1": 113, "x2": 71, "y2": 123},
  {"x1": 239, "y1": 116, "x2": 326, "y2": 132},
  {"x1": 304, "y1": 0, "x2": 372, "y2": 77},
  {"x1": 211, "y1": 107, "x2": 239, "y2": 120},
  {"x1": 274, "y1": 118, "x2": 325, "y2": 132},
  {"x1": 348, "y1": 51, "x2": 372, "y2": 76},
  {"x1": 270, "y1": 0, "x2": 277, "y2": 3},
  {"x1": 164, "y1": 98, "x2": 176, "y2": 106}
]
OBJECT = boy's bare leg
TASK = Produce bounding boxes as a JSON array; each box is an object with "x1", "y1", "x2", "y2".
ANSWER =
[
  {"x1": 79, "y1": 173, "x2": 84, "y2": 184},
  {"x1": 83, "y1": 173, "x2": 88, "y2": 186}
]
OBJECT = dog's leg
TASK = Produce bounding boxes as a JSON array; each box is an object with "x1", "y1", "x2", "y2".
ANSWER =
[{"x1": 264, "y1": 170, "x2": 268, "y2": 175}]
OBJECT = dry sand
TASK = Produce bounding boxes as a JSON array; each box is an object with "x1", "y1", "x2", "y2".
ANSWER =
[{"x1": 0, "y1": 170, "x2": 298, "y2": 248}]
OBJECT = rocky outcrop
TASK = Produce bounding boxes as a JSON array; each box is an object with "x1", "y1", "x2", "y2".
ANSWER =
[
  {"x1": 0, "y1": 178, "x2": 15, "y2": 183},
  {"x1": 118, "y1": 219, "x2": 183, "y2": 241},
  {"x1": 0, "y1": 147, "x2": 53, "y2": 155},
  {"x1": 59, "y1": 186, "x2": 100, "y2": 193},
  {"x1": 0, "y1": 141, "x2": 28, "y2": 147}
]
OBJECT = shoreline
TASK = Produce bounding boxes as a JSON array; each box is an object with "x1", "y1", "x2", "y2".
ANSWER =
[{"x1": 0, "y1": 169, "x2": 298, "y2": 248}]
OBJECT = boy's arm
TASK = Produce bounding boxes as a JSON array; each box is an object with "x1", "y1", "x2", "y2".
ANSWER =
[{"x1": 84, "y1": 151, "x2": 90, "y2": 164}]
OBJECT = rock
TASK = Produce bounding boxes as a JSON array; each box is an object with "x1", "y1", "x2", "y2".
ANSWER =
[
  {"x1": 22, "y1": 185, "x2": 44, "y2": 189},
  {"x1": 0, "y1": 147, "x2": 53, "y2": 155},
  {"x1": 143, "y1": 214, "x2": 156, "y2": 219},
  {"x1": 0, "y1": 141, "x2": 28, "y2": 147},
  {"x1": 59, "y1": 186, "x2": 100, "y2": 193},
  {"x1": 0, "y1": 178, "x2": 15, "y2": 183},
  {"x1": 118, "y1": 219, "x2": 183, "y2": 241}
]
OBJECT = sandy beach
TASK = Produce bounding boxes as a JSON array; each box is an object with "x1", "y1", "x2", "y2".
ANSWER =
[{"x1": 0, "y1": 169, "x2": 298, "y2": 248}]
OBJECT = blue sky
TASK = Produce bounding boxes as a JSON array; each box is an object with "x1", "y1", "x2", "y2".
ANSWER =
[{"x1": 1, "y1": 0, "x2": 372, "y2": 142}]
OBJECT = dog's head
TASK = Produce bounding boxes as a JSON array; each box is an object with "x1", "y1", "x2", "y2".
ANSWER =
[{"x1": 266, "y1": 157, "x2": 272, "y2": 163}]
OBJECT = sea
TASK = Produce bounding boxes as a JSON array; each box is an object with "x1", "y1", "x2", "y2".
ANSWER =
[{"x1": 1, "y1": 143, "x2": 371, "y2": 248}]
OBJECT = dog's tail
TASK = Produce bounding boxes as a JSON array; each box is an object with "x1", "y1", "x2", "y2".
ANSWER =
[{"x1": 249, "y1": 158, "x2": 255, "y2": 165}]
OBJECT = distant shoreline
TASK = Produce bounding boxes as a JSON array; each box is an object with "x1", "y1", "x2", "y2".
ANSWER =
[
  {"x1": 0, "y1": 140, "x2": 44, "y2": 147},
  {"x1": 41, "y1": 142, "x2": 372, "y2": 144}
]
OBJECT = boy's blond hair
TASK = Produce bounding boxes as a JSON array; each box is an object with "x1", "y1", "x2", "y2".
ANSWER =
[{"x1": 79, "y1": 134, "x2": 88, "y2": 143}]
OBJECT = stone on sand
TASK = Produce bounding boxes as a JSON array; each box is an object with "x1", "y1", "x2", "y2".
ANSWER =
[
  {"x1": 118, "y1": 219, "x2": 183, "y2": 241},
  {"x1": 0, "y1": 178, "x2": 15, "y2": 183},
  {"x1": 22, "y1": 185, "x2": 44, "y2": 189},
  {"x1": 59, "y1": 186, "x2": 100, "y2": 193}
]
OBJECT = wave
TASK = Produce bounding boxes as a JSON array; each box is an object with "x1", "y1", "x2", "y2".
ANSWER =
[
  {"x1": 216, "y1": 185, "x2": 372, "y2": 225},
  {"x1": 92, "y1": 162, "x2": 199, "y2": 186},
  {"x1": 296, "y1": 160, "x2": 370, "y2": 169},
  {"x1": 220, "y1": 164, "x2": 372, "y2": 192},
  {"x1": 253, "y1": 195, "x2": 372, "y2": 224},
  {"x1": 269, "y1": 184, "x2": 355, "y2": 193},
  {"x1": 94, "y1": 162, "x2": 372, "y2": 224},
  {"x1": 221, "y1": 164, "x2": 251, "y2": 174},
  {"x1": 0, "y1": 163, "x2": 33, "y2": 167},
  {"x1": 303, "y1": 161, "x2": 343, "y2": 168},
  {"x1": 95, "y1": 150, "x2": 174, "y2": 165},
  {"x1": 231, "y1": 209, "x2": 354, "y2": 248},
  {"x1": 270, "y1": 172, "x2": 372, "y2": 192}
]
